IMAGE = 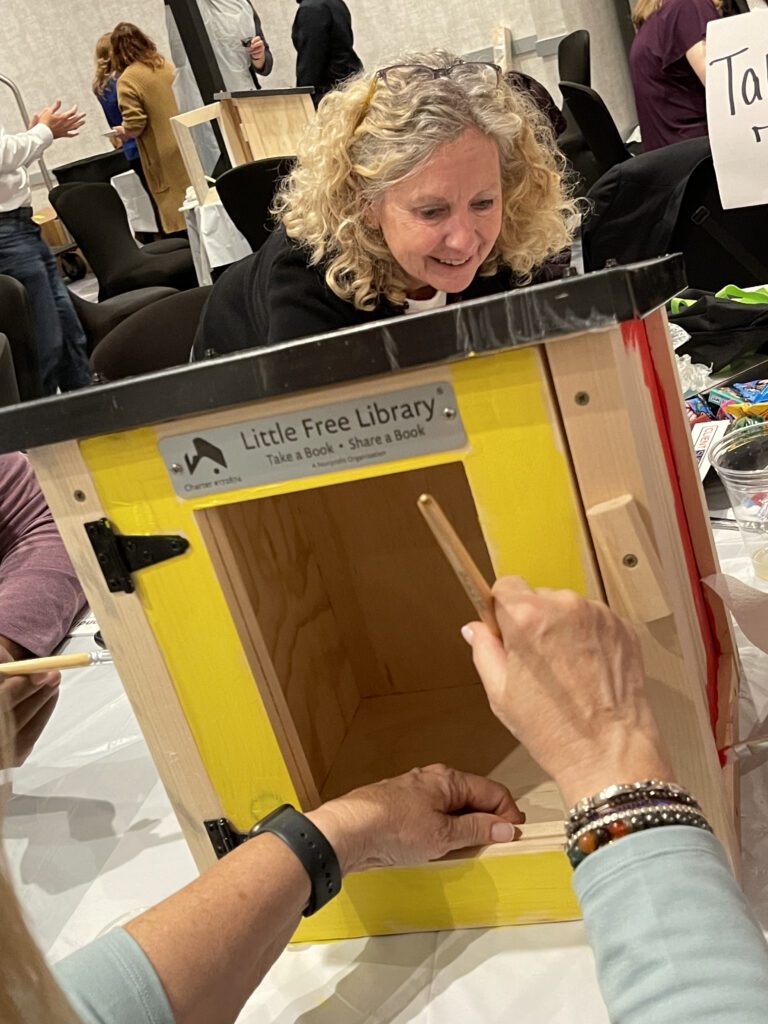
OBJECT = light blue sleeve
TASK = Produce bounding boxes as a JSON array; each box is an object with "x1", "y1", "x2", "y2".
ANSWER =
[
  {"x1": 573, "y1": 826, "x2": 768, "y2": 1022},
  {"x1": 53, "y1": 927, "x2": 175, "y2": 1024}
]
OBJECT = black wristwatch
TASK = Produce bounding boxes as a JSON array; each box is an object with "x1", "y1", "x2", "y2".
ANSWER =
[{"x1": 248, "y1": 804, "x2": 342, "y2": 916}]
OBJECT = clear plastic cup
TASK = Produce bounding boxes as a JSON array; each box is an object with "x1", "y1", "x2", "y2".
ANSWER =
[{"x1": 710, "y1": 423, "x2": 768, "y2": 581}]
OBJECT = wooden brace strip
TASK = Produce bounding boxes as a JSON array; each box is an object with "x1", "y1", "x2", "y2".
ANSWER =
[{"x1": 587, "y1": 494, "x2": 671, "y2": 623}]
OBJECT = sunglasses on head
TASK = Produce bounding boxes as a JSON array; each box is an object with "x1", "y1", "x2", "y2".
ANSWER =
[{"x1": 374, "y1": 61, "x2": 503, "y2": 88}]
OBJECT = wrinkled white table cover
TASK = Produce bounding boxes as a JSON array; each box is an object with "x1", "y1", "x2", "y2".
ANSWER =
[
  {"x1": 183, "y1": 192, "x2": 251, "y2": 286},
  {"x1": 110, "y1": 172, "x2": 158, "y2": 236},
  {"x1": 6, "y1": 529, "x2": 768, "y2": 1023}
]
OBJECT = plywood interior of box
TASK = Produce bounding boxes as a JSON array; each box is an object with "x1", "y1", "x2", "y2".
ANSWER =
[{"x1": 202, "y1": 461, "x2": 565, "y2": 827}]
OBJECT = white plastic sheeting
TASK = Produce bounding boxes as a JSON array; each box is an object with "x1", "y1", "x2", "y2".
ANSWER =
[{"x1": 6, "y1": 531, "x2": 768, "y2": 1023}]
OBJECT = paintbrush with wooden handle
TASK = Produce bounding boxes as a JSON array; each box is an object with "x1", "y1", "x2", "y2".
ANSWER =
[
  {"x1": 0, "y1": 650, "x2": 113, "y2": 675},
  {"x1": 417, "y1": 493, "x2": 500, "y2": 637}
]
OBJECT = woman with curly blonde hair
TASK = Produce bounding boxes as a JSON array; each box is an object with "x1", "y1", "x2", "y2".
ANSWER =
[{"x1": 194, "y1": 50, "x2": 576, "y2": 357}]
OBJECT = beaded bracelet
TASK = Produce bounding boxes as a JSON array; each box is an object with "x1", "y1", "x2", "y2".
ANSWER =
[
  {"x1": 568, "y1": 780, "x2": 695, "y2": 823},
  {"x1": 565, "y1": 784, "x2": 712, "y2": 869},
  {"x1": 566, "y1": 788, "x2": 702, "y2": 839}
]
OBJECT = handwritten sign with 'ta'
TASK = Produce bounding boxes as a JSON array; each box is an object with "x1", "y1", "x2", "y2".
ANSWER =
[{"x1": 707, "y1": 11, "x2": 768, "y2": 209}]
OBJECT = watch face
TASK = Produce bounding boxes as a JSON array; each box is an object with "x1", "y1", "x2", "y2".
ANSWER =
[{"x1": 250, "y1": 803, "x2": 294, "y2": 836}]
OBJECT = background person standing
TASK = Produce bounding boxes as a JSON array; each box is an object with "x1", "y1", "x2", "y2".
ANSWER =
[
  {"x1": 630, "y1": 0, "x2": 723, "y2": 151},
  {"x1": 111, "y1": 22, "x2": 190, "y2": 235},
  {"x1": 197, "y1": 0, "x2": 273, "y2": 92},
  {"x1": 0, "y1": 103, "x2": 90, "y2": 394},
  {"x1": 292, "y1": 0, "x2": 363, "y2": 107}
]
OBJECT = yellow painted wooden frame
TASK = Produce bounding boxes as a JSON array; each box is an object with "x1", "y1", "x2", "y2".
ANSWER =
[{"x1": 29, "y1": 320, "x2": 738, "y2": 941}]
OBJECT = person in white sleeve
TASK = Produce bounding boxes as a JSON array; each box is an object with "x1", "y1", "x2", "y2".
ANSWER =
[{"x1": 0, "y1": 101, "x2": 90, "y2": 394}]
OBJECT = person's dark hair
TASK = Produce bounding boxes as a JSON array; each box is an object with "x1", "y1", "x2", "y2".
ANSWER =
[{"x1": 110, "y1": 22, "x2": 165, "y2": 74}]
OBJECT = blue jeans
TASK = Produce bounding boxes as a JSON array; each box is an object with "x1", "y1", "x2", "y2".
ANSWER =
[{"x1": 0, "y1": 208, "x2": 90, "y2": 393}]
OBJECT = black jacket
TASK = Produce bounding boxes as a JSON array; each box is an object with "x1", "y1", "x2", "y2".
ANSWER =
[
  {"x1": 292, "y1": 0, "x2": 362, "y2": 105},
  {"x1": 192, "y1": 225, "x2": 567, "y2": 359},
  {"x1": 582, "y1": 136, "x2": 711, "y2": 272}
]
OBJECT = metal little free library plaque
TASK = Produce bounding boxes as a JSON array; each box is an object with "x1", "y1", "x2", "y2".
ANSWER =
[{"x1": 159, "y1": 382, "x2": 467, "y2": 498}]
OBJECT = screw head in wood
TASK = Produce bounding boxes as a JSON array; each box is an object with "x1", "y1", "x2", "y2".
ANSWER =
[
  {"x1": 622, "y1": 554, "x2": 639, "y2": 568},
  {"x1": 73, "y1": 490, "x2": 86, "y2": 502},
  {"x1": 574, "y1": 391, "x2": 590, "y2": 406}
]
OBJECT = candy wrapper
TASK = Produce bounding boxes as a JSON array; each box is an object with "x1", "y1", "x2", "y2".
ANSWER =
[
  {"x1": 730, "y1": 415, "x2": 766, "y2": 430},
  {"x1": 707, "y1": 385, "x2": 743, "y2": 410},
  {"x1": 685, "y1": 395, "x2": 714, "y2": 425},
  {"x1": 733, "y1": 380, "x2": 768, "y2": 403},
  {"x1": 725, "y1": 401, "x2": 768, "y2": 423}
]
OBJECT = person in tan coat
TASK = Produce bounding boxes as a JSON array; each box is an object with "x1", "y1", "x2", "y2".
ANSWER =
[{"x1": 111, "y1": 22, "x2": 189, "y2": 233}]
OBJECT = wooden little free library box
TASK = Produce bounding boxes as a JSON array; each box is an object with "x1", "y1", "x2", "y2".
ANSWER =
[{"x1": 0, "y1": 255, "x2": 738, "y2": 941}]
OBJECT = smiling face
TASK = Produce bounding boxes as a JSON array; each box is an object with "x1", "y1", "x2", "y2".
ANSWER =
[{"x1": 373, "y1": 127, "x2": 503, "y2": 299}]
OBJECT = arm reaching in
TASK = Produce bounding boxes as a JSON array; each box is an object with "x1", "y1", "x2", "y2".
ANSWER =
[
  {"x1": 0, "y1": 453, "x2": 84, "y2": 763},
  {"x1": 57, "y1": 767, "x2": 522, "y2": 1024},
  {"x1": 463, "y1": 576, "x2": 768, "y2": 1024}
]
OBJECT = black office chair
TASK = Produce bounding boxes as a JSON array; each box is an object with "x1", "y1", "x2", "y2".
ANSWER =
[
  {"x1": 558, "y1": 30, "x2": 591, "y2": 87},
  {"x1": 69, "y1": 286, "x2": 179, "y2": 355},
  {"x1": 50, "y1": 183, "x2": 197, "y2": 300},
  {"x1": 0, "y1": 334, "x2": 20, "y2": 407},
  {"x1": 0, "y1": 275, "x2": 42, "y2": 400},
  {"x1": 52, "y1": 179, "x2": 190, "y2": 254},
  {"x1": 558, "y1": 81, "x2": 632, "y2": 180},
  {"x1": 555, "y1": 30, "x2": 599, "y2": 193},
  {"x1": 52, "y1": 150, "x2": 131, "y2": 185},
  {"x1": 583, "y1": 136, "x2": 768, "y2": 292},
  {"x1": 90, "y1": 286, "x2": 213, "y2": 380},
  {"x1": 216, "y1": 156, "x2": 295, "y2": 253}
]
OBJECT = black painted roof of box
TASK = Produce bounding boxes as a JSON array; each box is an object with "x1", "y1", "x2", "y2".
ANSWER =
[{"x1": 0, "y1": 254, "x2": 685, "y2": 453}]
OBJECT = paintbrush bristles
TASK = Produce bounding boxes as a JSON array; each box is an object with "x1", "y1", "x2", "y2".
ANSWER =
[{"x1": 417, "y1": 493, "x2": 500, "y2": 637}]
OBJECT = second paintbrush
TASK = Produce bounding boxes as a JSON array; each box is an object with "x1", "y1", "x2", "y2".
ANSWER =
[{"x1": 0, "y1": 650, "x2": 113, "y2": 675}]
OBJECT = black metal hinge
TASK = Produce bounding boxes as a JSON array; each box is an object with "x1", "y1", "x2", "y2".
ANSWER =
[
  {"x1": 205, "y1": 818, "x2": 250, "y2": 858},
  {"x1": 85, "y1": 518, "x2": 189, "y2": 594}
]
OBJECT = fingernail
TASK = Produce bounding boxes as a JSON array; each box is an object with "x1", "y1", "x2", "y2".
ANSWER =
[
  {"x1": 460, "y1": 624, "x2": 474, "y2": 645},
  {"x1": 491, "y1": 822, "x2": 517, "y2": 843}
]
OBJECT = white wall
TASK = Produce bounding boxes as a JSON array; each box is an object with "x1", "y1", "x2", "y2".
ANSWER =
[
  {"x1": 255, "y1": 0, "x2": 636, "y2": 131},
  {"x1": 0, "y1": 0, "x2": 169, "y2": 169},
  {"x1": 256, "y1": 0, "x2": 637, "y2": 134},
  {"x1": 0, "y1": 0, "x2": 636, "y2": 168}
]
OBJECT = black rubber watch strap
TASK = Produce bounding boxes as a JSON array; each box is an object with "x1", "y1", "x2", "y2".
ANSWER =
[{"x1": 248, "y1": 804, "x2": 342, "y2": 916}]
